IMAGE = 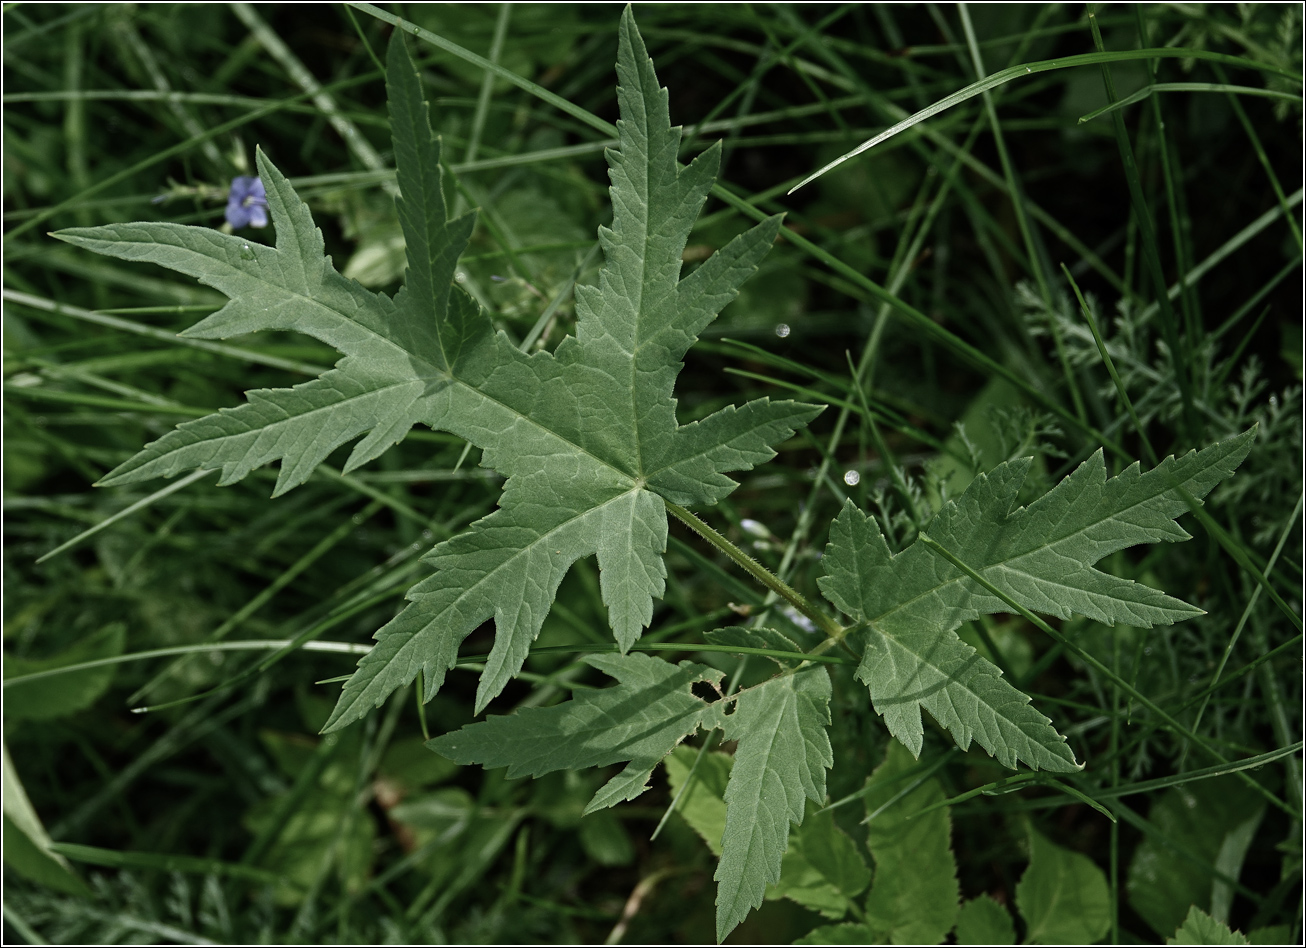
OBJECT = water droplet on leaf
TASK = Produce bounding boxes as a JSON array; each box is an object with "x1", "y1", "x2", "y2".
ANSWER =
[
  {"x1": 774, "y1": 323, "x2": 791, "y2": 338},
  {"x1": 844, "y1": 469, "x2": 861, "y2": 486},
  {"x1": 240, "y1": 243, "x2": 254, "y2": 260}
]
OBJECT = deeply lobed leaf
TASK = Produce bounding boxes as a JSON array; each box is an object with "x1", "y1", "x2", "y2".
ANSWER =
[
  {"x1": 430, "y1": 641, "x2": 834, "y2": 943},
  {"x1": 819, "y1": 429, "x2": 1254, "y2": 770},
  {"x1": 55, "y1": 11, "x2": 819, "y2": 729}
]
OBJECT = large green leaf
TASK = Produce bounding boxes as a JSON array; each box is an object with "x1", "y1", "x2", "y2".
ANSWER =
[
  {"x1": 818, "y1": 431, "x2": 1254, "y2": 770},
  {"x1": 54, "y1": 13, "x2": 818, "y2": 726}
]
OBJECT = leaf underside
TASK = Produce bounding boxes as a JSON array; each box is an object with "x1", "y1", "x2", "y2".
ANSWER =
[
  {"x1": 818, "y1": 429, "x2": 1254, "y2": 772},
  {"x1": 54, "y1": 12, "x2": 819, "y2": 728}
]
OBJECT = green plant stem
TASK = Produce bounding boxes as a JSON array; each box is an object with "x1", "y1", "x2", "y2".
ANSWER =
[
  {"x1": 663, "y1": 500, "x2": 843, "y2": 640},
  {"x1": 1189, "y1": 492, "x2": 1304, "y2": 736},
  {"x1": 1061, "y1": 263, "x2": 1156, "y2": 465},
  {"x1": 1213, "y1": 64, "x2": 1304, "y2": 255}
]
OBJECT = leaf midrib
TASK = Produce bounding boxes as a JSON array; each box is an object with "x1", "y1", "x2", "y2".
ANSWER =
[
  {"x1": 870, "y1": 465, "x2": 1209, "y2": 628},
  {"x1": 195, "y1": 246, "x2": 642, "y2": 489}
]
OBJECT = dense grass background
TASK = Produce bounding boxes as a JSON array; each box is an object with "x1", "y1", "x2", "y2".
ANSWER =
[{"x1": 4, "y1": 3, "x2": 1301, "y2": 944}]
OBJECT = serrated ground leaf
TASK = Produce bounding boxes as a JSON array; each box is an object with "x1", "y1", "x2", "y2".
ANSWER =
[
  {"x1": 955, "y1": 895, "x2": 1017, "y2": 945},
  {"x1": 427, "y1": 652, "x2": 722, "y2": 813},
  {"x1": 712, "y1": 665, "x2": 833, "y2": 943},
  {"x1": 818, "y1": 430, "x2": 1254, "y2": 771},
  {"x1": 54, "y1": 15, "x2": 818, "y2": 730},
  {"x1": 1168, "y1": 906, "x2": 1251, "y2": 945}
]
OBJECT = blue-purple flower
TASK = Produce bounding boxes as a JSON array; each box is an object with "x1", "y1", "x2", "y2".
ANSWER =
[{"x1": 225, "y1": 176, "x2": 267, "y2": 229}]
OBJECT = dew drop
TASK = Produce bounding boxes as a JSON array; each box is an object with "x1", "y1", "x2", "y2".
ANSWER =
[
  {"x1": 774, "y1": 322, "x2": 791, "y2": 338},
  {"x1": 240, "y1": 243, "x2": 254, "y2": 260},
  {"x1": 843, "y1": 469, "x2": 861, "y2": 487}
]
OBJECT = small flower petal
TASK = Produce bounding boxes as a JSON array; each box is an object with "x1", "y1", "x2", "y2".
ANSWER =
[{"x1": 225, "y1": 176, "x2": 267, "y2": 229}]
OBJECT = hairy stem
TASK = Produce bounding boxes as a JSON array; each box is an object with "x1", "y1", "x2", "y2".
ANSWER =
[{"x1": 663, "y1": 500, "x2": 844, "y2": 640}]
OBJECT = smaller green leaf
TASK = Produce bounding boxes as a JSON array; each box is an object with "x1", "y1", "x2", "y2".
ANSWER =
[
  {"x1": 2, "y1": 743, "x2": 89, "y2": 897},
  {"x1": 768, "y1": 845, "x2": 855, "y2": 919},
  {"x1": 1015, "y1": 827, "x2": 1110, "y2": 945},
  {"x1": 2, "y1": 815, "x2": 91, "y2": 897},
  {"x1": 862, "y1": 741, "x2": 960, "y2": 945},
  {"x1": 955, "y1": 894, "x2": 1017, "y2": 945},
  {"x1": 796, "y1": 804, "x2": 871, "y2": 901},
  {"x1": 1168, "y1": 906, "x2": 1251, "y2": 945},
  {"x1": 767, "y1": 802, "x2": 871, "y2": 919},
  {"x1": 1247, "y1": 925, "x2": 1292, "y2": 945},
  {"x1": 665, "y1": 745, "x2": 732, "y2": 856},
  {"x1": 427, "y1": 652, "x2": 722, "y2": 813},
  {"x1": 579, "y1": 809, "x2": 635, "y2": 867}
]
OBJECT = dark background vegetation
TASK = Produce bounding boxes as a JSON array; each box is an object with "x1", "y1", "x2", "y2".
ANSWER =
[{"x1": 4, "y1": 3, "x2": 1301, "y2": 944}]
